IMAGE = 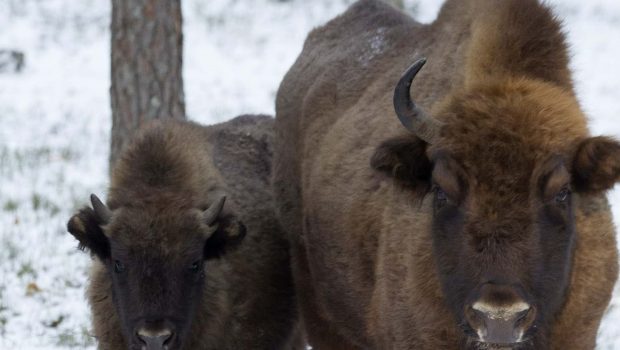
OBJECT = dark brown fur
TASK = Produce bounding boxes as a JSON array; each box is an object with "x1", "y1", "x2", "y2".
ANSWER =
[
  {"x1": 68, "y1": 116, "x2": 302, "y2": 349},
  {"x1": 273, "y1": 0, "x2": 619, "y2": 349}
]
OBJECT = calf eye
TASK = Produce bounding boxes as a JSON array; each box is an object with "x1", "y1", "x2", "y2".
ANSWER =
[
  {"x1": 114, "y1": 260, "x2": 125, "y2": 273},
  {"x1": 189, "y1": 260, "x2": 202, "y2": 273},
  {"x1": 555, "y1": 187, "x2": 570, "y2": 203},
  {"x1": 435, "y1": 186, "x2": 448, "y2": 207}
]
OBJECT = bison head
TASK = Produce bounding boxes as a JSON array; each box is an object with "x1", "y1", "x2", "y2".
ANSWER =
[
  {"x1": 67, "y1": 194, "x2": 245, "y2": 350},
  {"x1": 372, "y1": 59, "x2": 620, "y2": 348}
]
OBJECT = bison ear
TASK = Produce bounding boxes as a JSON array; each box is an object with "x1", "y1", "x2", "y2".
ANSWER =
[
  {"x1": 572, "y1": 136, "x2": 620, "y2": 194},
  {"x1": 67, "y1": 207, "x2": 110, "y2": 261},
  {"x1": 203, "y1": 215, "x2": 247, "y2": 260},
  {"x1": 370, "y1": 135, "x2": 433, "y2": 193}
]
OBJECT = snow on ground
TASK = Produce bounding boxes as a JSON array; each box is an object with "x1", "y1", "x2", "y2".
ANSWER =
[{"x1": 0, "y1": 0, "x2": 618, "y2": 348}]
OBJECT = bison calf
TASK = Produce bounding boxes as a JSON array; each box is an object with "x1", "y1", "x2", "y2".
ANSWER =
[{"x1": 68, "y1": 116, "x2": 300, "y2": 350}]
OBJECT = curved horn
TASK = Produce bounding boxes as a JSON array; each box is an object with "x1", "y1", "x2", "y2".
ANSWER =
[
  {"x1": 90, "y1": 194, "x2": 112, "y2": 224},
  {"x1": 394, "y1": 58, "x2": 443, "y2": 144},
  {"x1": 203, "y1": 196, "x2": 226, "y2": 226}
]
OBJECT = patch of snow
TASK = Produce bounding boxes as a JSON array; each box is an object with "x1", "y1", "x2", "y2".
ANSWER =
[{"x1": 358, "y1": 27, "x2": 389, "y2": 66}]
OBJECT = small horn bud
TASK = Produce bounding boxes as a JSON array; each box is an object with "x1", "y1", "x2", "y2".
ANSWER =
[
  {"x1": 90, "y1": 194, "x2": 112, "y2": 224},
  {"x1": 203, "y1": 196, "x2": 226, "y2": 226}
]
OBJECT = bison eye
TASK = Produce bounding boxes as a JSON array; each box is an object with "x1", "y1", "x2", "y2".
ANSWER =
[
  {"x1": 189, "y1": 260, "x2": 203, "y2": 273},
  {"x1": 555, "y1": 187, "x2": 571, "y2": 203},
  {"x1": 435, "y1": 187, "x2": 448, "y2": 207},
  {"x1": 114, "y1": 260, "x2": 125, "y2": 273}
]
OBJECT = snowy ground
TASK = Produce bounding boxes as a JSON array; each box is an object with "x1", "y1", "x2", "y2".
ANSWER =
[{"x1": 0, "y1": 0, "x2": 618, "y2": 348}]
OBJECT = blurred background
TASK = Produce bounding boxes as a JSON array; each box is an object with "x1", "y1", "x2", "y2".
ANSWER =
[{"x1": 0, "y1": 0, "x2": 618, "y2": 348}]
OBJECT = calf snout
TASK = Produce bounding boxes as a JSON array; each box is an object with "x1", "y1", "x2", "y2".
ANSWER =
[
  {"x1": 465, "y1": 284, "x2": 536, "y2": 344},
  {"x1": 136, "y1": 326, "x2": 174, "y2": 350}
]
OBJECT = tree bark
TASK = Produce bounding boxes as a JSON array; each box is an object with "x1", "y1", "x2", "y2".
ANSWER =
[{"x1": 110, "y1": 0, "x2": 185, "y2": 170}]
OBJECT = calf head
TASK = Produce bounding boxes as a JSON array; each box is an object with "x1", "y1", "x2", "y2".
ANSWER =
[
  {"x1": 67, "y1": 194, "x2": 246, "y2": 350},
  {"x1": 372, "y1": 59, "x2": 620, "y2": 348}
]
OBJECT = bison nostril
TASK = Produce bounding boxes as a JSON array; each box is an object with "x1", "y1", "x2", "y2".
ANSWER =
[
  {"x1": 514, "y1": 305, "x2": 537, "y2": 330},
  {"x1": 136, "y1": 328, "x2": 173, "y2": 349}
]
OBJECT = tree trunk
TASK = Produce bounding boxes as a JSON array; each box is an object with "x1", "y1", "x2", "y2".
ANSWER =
[{"x1": 110, "y1": 0, "x2": 185, "y2": 170}]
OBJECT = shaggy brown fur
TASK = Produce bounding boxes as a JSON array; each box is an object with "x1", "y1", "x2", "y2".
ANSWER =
[
  {"x1": 273, "y1": 0, "x2": 619, "y2": 349},
  {"x1": 68, "y1": 116, "x2": 302, "y2": 349}
]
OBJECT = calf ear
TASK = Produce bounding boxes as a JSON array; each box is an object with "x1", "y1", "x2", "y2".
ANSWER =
[
  {"x1": 67, "y1": 207, "x2": 110, "y2": 261},
  {"x1": 572, "y1": 136, "x2": 620, "y2": 193},
  {"x1": 204, "y1": 215, "x2": 247, "y2": 260},
  {"x1": 370, "y1": 135, "x2": 432, "y2": 193}
]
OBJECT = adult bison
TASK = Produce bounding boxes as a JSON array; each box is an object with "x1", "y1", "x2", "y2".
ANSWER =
[
  {"x1": 68, "y1": 116, "x2": 301, "y2": 350},
  {"x1": 273, "y1": 0, "x2": 620, "y2": 349}
]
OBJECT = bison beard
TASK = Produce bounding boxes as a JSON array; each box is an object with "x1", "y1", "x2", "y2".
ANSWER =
[
  {"x1": 273, "y1": 0, "x2": 620, "y2": 349},
  {"x1": 68, "y1": 116, "x2": 301, "y2": 350}
]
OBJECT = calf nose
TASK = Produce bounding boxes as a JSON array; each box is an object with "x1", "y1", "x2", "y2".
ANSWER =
[
  {"x1": 136, "y1": 328, "x2": 173, "y2": 350},
  {"x1": 467, "y1": 300, "x2": 536, "y2": 344}
]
